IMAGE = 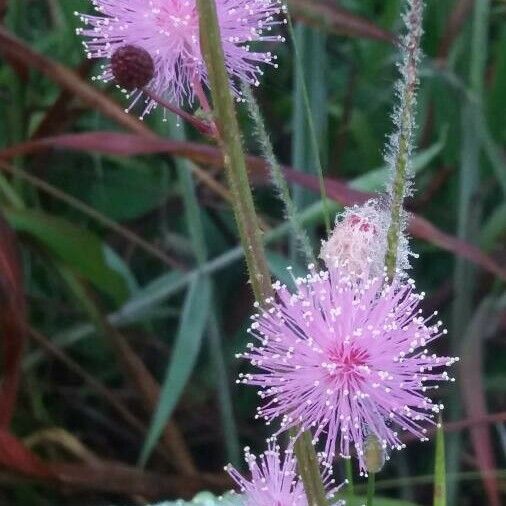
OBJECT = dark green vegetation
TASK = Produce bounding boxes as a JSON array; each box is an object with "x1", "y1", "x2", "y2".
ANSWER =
[{"x1": 0, "y1": 0, "x2": 504, "y2": 505}]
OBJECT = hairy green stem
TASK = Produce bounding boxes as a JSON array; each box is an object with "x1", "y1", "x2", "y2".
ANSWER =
[
  {"x1": 197, "y1": 0, "x2": 271, "y2": 301},
  {"x1": 241, "y1": 82, "x2": 315, "y2": 265},
  {"x1": 196, "y1": 0, "x2": 327, "y2": 503},
  {"x1": 384, "y1": 0, "x2": 423, "y2": 278}
]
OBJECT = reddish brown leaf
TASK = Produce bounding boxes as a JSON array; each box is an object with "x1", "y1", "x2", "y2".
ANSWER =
[
  {"x1": 1, "y1": 132, "x2": 505, "y2": 282},
  {"x1": 0, "y1": 214, "x2": 25, "y2": 427},
  {"x1": 289, "y1": 0, "x2": 395, "y2": 44},
  {"x1": 0, "y1": 430, "x2": 53, "y2": 478}
]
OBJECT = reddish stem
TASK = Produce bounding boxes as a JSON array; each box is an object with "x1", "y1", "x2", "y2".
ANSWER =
[
  {"x1": 192, "y1": 76, "x2": 212, "y2": 114},
  {"x1": 142, "y1": 88, "x2": 215, "y2": 138}
]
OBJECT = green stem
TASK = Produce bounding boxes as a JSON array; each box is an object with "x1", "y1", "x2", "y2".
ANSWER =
[
  {"x1": 290, "y1": 429, "x2": 329, "y2": 506},
  {"x1": 345, "y1": 458, "x2": 355, "y2": 499},
  {"x1": 384, "y1": 0, "x2": 423, "y2": 279},
  {"x1": 241, "y1": 82, "x2": 315, "y2": 265},
  {"x1": 367, "y1": 472, "x2": 376, "y2": 506},
  {"x1": 197, "y1": 0, "x2": 271, "y2": 302},
  {"x1": 196, "y1": 0, "x2": 327, "y2": 503}
]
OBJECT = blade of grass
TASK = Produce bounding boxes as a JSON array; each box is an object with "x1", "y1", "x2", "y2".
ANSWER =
[
  {"x1": 287, "y1": 13, "x2": 330, "y2": 233},
  {"x1": 139, "y1": 274, "x2": 211, "y2": 467},
  {"x1": 170, "y1": 116, "x2": 240, "y2": 466},
  {"x1": 366, "y1": 472, "x2": 375, "y2": 506},
  {"x1": 207, "y1": 312, "x2": 241, "y2": 467}
]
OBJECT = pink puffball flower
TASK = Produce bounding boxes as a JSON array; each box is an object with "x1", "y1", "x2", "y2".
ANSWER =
[
  {"x1": 75, "y1": 0, "x2": 286, "y2": 116},
  {"x1": 225, "y1": 438, "x2": 344, "y2": 506},
  {"x1": 238, "y1": 266, "x2": 458, "y2": 473}
]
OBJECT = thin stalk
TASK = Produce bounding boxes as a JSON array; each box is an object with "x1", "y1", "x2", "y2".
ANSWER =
[
  {"x1": 290, "y1": 429, "x2": 329, "y2": 506},
  {"x1": 241, "y1": 82, "x2": 315, "y2": 265},
  {"x1": 366, "y1": 472, "x2": 376, "y2": 506},
  {"x1": 286, "y1": 12, "x2": 330, "y2": 233},
  {"x1": 345, "y1": 458, "x2": 354, "y2": 499},
  {"x1": 196, "y1": 0, "x2": 327, "y2": 503},
  {"x1": 143, "y1": 88, "x2": 214, "y2": 137},
  {"x1": 384, "y1": 0, "x2": 424, "y2": 278}
]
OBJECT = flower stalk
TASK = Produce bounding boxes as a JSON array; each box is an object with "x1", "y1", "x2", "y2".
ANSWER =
[
  {"x1": 384, "y1": 0, "x2": 424, "y2": 279},
  {"x1": 196, "y1": 0, "x2": 271, "y2": 301},
  {"x1": 366, "y1": 472, "x2": 376, "y2": 506},
  {"x1": 196, "y1": 0, "x2": 327, "y2": 503}
]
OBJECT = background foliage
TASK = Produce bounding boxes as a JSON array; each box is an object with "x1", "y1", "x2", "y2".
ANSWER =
[{"x1": 0, "y1": 0, "x2": 504, "y2": 505}]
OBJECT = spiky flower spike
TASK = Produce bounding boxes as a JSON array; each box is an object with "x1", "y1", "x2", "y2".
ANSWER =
[
  {"x1": 320, "y1": 199, "x2": 415, "y2": 279},
  {"x1": 384, "y1": 0, "x2": 424, "y2": 276},
  {"x1": 75, "y1": 0, "x2": 286, "y2": 116},
  {"x1": 225, "y1": 438, "x2": 344, "y2": 506},
  {"x1": 238, "y1": 266, "x2": 458, "y2": 474}
]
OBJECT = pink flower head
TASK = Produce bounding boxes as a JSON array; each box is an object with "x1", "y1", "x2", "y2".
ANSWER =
[
  {"x1": 225, "y1": 438, "x2": 343, "y2": 506},
  {"x1": 76, "y1": 0, "x2": 285, "y2": 115},
  {"x1": 238, "y1": 266, "x2": 458, "y2": 473}
]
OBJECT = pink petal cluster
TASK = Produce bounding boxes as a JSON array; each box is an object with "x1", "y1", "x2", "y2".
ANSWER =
[
  {"x1": 76, "y1": 0, "x2": 285, "y2": 114},
  {"x1": 225, "y1": 438, "x2": 343, "y2": 506},
  {"x1": 238, "y1": 266, "x2": 458, "y2": 473}
]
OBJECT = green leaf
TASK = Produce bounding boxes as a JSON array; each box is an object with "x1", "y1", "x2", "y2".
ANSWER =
[
  {"x1": 103, "y1": 245, "x2": 139, "y2": 295},
  {"x1": 88, "y1": 158, "x2": 170, "y2": 221},
  {"x1": 3, "y1": 207, "x2": 128, "y2": 303},
  {"x1": 434, "y1": 418, "x2": 447, "y2": 506},
  {"x1": 139, "y1": 275, "x2": 212, "y2": 466}
]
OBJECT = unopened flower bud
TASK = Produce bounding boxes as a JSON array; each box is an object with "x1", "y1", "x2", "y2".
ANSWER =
[
  {"x1": 320, "y1": 199, "x2": 413, "y2": 279},
  {"x1": 111, "y1": 45, "x2": 155, "y2": 90},
  {"x1": 364, "y1": 434, "x2": 386, "y2": 474}
]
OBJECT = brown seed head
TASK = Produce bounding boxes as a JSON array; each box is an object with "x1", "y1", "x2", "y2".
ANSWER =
[{"x1": 110, "y1": 45, "x2": 155, "y2": 90}]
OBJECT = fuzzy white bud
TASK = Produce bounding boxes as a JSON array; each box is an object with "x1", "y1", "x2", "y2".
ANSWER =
[{"x1": 320, "y1": 199, "x2": 413, "y2": 278}]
